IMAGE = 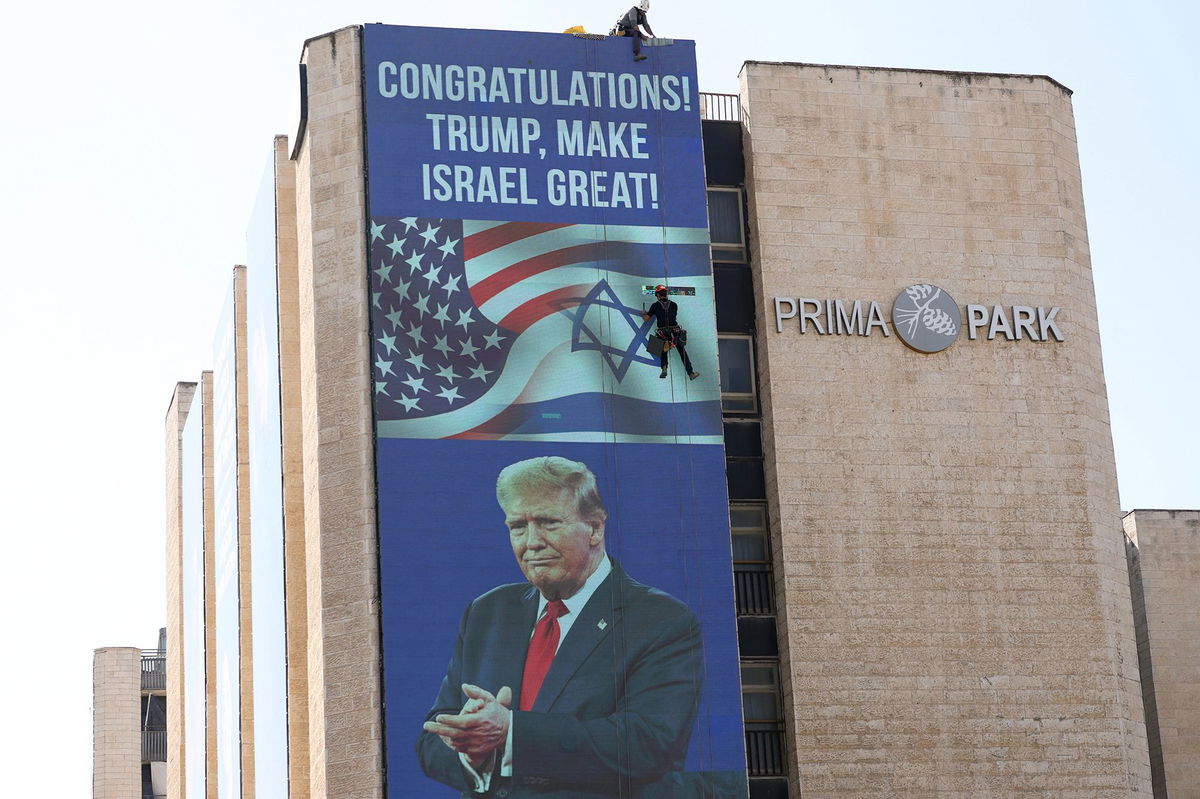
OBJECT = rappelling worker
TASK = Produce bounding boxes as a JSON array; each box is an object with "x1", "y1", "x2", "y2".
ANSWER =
[
  {"x1": 614, "y1": 0, "x2": 654, "y2": 62},
  {"x1": 643, "y1": 285, "x2": 699, "y2": 381}
]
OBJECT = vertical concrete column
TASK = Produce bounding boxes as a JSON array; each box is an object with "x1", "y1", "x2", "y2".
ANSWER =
[
  {"x1": 201, "y1": 371, "x2": 219, "y2": 799},
  {"x1": 93, "y1": 647, "x2": 142, "y2": 799},
  {"x1": 231, "y1": 265, "x2": 257, "y2": 799},
  {"x1": 275, "y1": 132, "x2": 311, "y2": 799},
  {"x1": 166, "y1": 382, "x2": 198, "y2": 799},
  {"x1": 1052, "y1": 83, "x2": 1147, "y2": 799},
  {"x1": 293, "y1": 25, "x2": 383, "y2": 799},
  {"x1": 1041, "y1": 88, "x2": 1151, "y2": 794}
]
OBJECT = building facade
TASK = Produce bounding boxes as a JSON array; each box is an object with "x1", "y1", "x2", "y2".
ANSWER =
[
  {"x1": 93, "y1": 632, "x2": 168, "y2": 799},
  {"x1": 159, "y1": 23, "x2": 1191, "y2": 799},
  {"x1": 1124, "y1": 510, "x2": 1200, "y2": 797}
]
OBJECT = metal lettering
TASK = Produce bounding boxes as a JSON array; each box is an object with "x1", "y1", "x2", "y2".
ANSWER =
[
  {"x1": 865, "y1": 301, "x2": 891, "y2": 336},
  {"x1": 835, "y1": 299, "x2": 863, "y2": 336},
  {"x1": 988, "y1": 304, "x2": 1014, "y2": 341},
  {"x1": 1038, "y1": 306, "x2": 1064, "y2": 341},
  {"x1": 1012, "y1": 306, "x2": 1037, "y2": 340},
  {"x1": 798, "y1": 298, "x2": 826, "y2": 335},
  {"x1": 773, "y1": 297, "x2": 797, "y2": 333},
  {"x1": 965, "y1": 304, "x2": 988, "y2": 340},
  {"x1": 773, "y1": 293, "x2": 1061, "y2": 345}
]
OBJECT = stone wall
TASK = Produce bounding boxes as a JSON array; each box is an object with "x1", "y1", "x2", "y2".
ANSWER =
[
  {"x1": 165, "y1": 381, "x2": 196, "y2": 799},
  {"x1": 201, "y1": 371, "x2": 217, "y2": 799},
  {"x1": 1124, "y1": 509, "x2": 1200, "y2": 797},
  {"x1": 293, "y1": 25, "x2": 384, "y2": 799},
  {"x1": 232, "y1": 265, "x2": 257, "y2": 799},
  {"x1": 273, "y1": 131, "x2": 312, "y2": 799},
  {"x1": 93, "y1": 647, "x2": 141, "y2": 799},
  {"x1": 740, "y1": 61, "x2": 1151, "y2": 797}
]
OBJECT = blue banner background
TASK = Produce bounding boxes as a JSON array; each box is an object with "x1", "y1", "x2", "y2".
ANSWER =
[
  {"x1": 377, "y1": 438, "x2": 745, "y2": 795},
  {"x1": 364, "y1": 24, "x2": 746, "y2": 798},
  {"x1": 364, "y1": 24, "x2": 707, "y2": 227}
]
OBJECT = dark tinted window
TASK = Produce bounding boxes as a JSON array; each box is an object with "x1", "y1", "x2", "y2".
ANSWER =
[
  {"x1": 726, "y1": 460, "x2": 765, "y2": 501},
  {"x1": 718, "y1": 336, "x2": 757, "y2": 412},
  {"x1": 708, "y1": 190, "x2": 744, "y2": 247},
  {"x1": 702, "y1": 119, "x2": 745, "y2": 185},
  {"x1": 723, "y1": 421, "x2": 763, "y2": 458},
  {"x1": 737, "y1": 617, "x2": 779, "y2": 657},
  {"x1": 714, "y1": 265, "x2": 754, "y2": 333},
  {"x1": 749, "y1": 778, "x2": 790, "y2": 799}
]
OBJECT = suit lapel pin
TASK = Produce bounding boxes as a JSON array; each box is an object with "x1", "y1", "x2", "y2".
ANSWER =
[{"x1": 597, "y1": 619, "x2": 608, "y2": 630}]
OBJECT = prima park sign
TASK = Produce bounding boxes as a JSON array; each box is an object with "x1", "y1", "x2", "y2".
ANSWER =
[{"x1": 772, "y1": 284, "x2": 1064, "y2": 354}]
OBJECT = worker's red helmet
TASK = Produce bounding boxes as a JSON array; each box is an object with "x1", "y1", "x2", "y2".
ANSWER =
[{"x1": 654, "y1": 284, "x2": 668, "y2": 294}]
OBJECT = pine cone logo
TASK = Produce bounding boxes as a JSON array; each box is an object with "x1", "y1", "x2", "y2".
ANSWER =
[{"x1": 892, "y1": 283, "x2": 961, "y2": 353}]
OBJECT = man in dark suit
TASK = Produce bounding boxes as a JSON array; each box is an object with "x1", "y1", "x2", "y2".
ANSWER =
[{"x1": 417, "y1": 456, "x2": 703, "y2": 797}]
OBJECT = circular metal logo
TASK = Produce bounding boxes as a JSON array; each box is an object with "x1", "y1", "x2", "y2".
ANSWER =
[{"x1": 892, "y1": 284, "x2": 960, "y2": 353}]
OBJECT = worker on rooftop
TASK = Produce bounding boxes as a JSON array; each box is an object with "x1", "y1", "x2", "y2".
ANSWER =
[{"x1": 614, "y1": 0, "x2": 654, "y2": 62}]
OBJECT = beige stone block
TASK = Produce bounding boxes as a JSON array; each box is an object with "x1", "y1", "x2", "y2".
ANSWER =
[
  {"x1": 741, "y1": 60, "x2": 1150, "y2": 797},
  {"x1": 274, "y1": 132, "x2": 312, "y2": 799},
  {"x1": 293, "y1": 25, "x2": 382, "y2": 799},
  {"x1": 227, "y1": 265, "x2": 258, "y2": 799},
  {"x1": 200, "y1": 371, "x2": 218, "y2": 799},
  {"x1": 93, "y1": 648, "x2": 142, "y2": 799},
  {"x1": 1124, "y1": 510, "x2": 1200, "y2": 796},
  {"x1": 165, "y1": 381, "x2": 196, "y2": 799}
]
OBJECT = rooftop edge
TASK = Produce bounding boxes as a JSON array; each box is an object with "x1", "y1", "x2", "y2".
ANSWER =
[{"x1": 740, "y1": 60, "x2": 1072, "y2": 96}]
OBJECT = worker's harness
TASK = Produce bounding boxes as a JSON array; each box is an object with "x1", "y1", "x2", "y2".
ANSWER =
[{"x1": 654, "y1": 325, "x2": 688, "y2": 350}]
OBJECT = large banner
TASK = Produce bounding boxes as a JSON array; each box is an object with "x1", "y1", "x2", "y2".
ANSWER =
[
  {"x1": 364, "y1": 25, "x2": 747, "y2": 797},
  {"x1": 212, "y1": 286, "x2": 241, "y2": 799},
  {"x1": 246, "y1": 156, "x2": 288, "y2": 798}
]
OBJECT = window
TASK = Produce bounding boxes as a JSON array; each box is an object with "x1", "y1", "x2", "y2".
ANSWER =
[
  {"x1": 738, "y1": 617, "x2": 779, "y2": 657},
  {"x1": 707, "y1": 188, "x2": 746, "y2": 262},
  {"x1": 741, "y1": 661, "x2": 787, "y2": 776},
  {"x1": 741, "y1": 663, "x2": 782, "y2": 724},
  {"x1": 723, "y1": 421, "x2": 763, "y2": 459},
  {"x1": 718, "y1": 335, "x2": 757, "y2": 413},
  {"x1": 749, "y1": 778, "x2": 789, "y2": 799},
  {"x1": 714, "y1": 265, "x2": 755, "y2": 333},
  {"x1": 731, "y1": 506, "x2": 769, "y2": 562},
  {"x1": 731, "y1": 505, "x2": 774, "y2": 615}
]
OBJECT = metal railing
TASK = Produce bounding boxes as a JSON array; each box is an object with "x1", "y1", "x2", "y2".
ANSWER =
[
  {"x1": 734, "y1": 567, "x2": 775, "y2": 615},
  {"x1": 699, "y1": 92, "x2": 741, "y2": 122},
  {"x1": 745, "y1": 729, "x2": 786, "y2": 776},
  {"x1": 141, "y1": 652, "x2": 165, "y2": 691},
  {"x1": 142, "y1": 729, "x2": 166, "y2": 762}
]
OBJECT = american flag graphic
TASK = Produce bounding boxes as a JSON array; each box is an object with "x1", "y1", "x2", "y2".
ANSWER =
[{"x1": 369, "y1": 215, "x2": 722, "y2": 442}]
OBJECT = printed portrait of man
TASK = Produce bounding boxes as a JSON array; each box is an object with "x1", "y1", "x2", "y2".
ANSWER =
[{"x1": 416, "y1": 455, "x2": 704, "y2": 798}]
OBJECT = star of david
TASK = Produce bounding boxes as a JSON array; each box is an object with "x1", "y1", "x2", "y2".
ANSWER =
[{"x1": 569, "y1": 280, "x2": 660, "y2": 381}]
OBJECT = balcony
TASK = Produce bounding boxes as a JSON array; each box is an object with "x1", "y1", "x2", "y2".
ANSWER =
[
  {"x1": 699, "y1": 92, "x2": 741, "y2": 122},
  {"x1": 140, "y1": 651, "x2": 165, "y2": 692},
  {"x1": 745, "y1": 729, "x2": 786, "y2": 777},
  {"x1": 142, "y1": 729, "x2": 166, "y2": 763},
  {"x1": 734, "y1": 566, "x2": 775, "y2": 615}
]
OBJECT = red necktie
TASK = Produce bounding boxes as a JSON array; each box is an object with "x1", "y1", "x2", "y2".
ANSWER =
[{"x1": 519, "y1": 600, "x2": 568, "y2": 711}]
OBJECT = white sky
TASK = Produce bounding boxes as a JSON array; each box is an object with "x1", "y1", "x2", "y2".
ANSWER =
[{"x1": 0, "y1": 0, "x2": 1195, "y2": 794}]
